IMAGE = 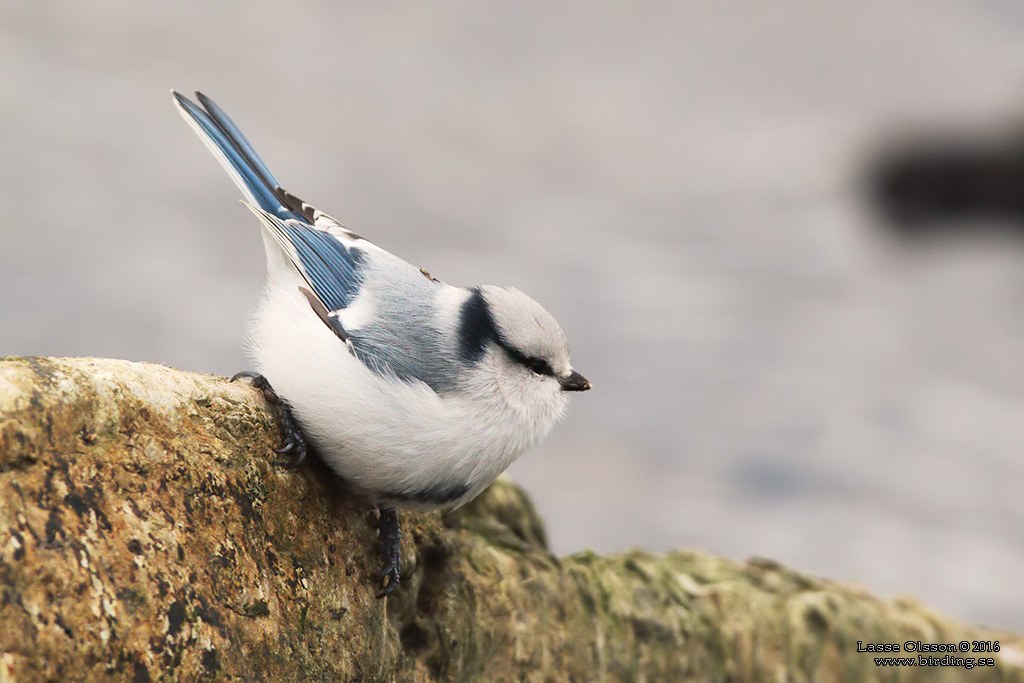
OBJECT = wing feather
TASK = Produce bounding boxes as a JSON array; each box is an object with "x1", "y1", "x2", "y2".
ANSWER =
[{"x1": 174, "y1": 90, "x2": 456, "y2": 391}]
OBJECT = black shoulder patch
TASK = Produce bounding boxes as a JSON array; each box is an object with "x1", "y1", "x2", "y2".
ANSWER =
[{"x1": 457, "y1": 287, "x2": 497, "y2": 362}]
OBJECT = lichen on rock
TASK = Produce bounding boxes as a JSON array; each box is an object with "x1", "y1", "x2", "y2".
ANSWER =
[{"x1": 1, "y1": 357, "x2": 1022, "y2": 681}]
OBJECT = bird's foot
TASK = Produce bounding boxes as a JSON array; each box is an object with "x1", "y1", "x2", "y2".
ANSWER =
[
  {"x1": 373, "y1": 506, "x2": 402, "y2": 597},
  {"x1": 231, "y1": 371, "x2": 308, "y2": 469}
]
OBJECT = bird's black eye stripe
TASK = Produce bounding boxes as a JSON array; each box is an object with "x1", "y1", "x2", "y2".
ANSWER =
[
  {"x1": 504, "y1": 345, "x2": 554, "y2": 377},
  {"x1": 524, "y1": 357, "x2": 555, "y2": 376},
  {"x1": 490, "y1": 320, "x2": 555, "y2": 377}
]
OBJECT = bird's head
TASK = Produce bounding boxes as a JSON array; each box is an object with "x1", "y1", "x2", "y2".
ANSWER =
[{"x1": 459, "y1": 285, "x2": 590, "y2": 425}]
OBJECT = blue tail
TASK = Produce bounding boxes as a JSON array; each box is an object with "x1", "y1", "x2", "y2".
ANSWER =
[{"x1": 172, "y1": 90, "x2": 304, "y2": 223}]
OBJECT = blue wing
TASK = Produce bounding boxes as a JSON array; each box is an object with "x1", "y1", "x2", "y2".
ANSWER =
[
  {"x1": 173, "y1": 90, "x2": 364, "y2": 313},
  {"x1": 174, "y1": 91, "x2": 463, "y2": 392}
]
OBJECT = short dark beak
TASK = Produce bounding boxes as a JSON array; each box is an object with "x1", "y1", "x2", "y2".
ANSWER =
[{"x1": 558, "y1": 369, "x2": 592, "y2": 392}]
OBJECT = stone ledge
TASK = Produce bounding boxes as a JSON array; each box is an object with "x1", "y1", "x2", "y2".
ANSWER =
[{"x1": 1, "y1": 356, "x2": 1021, "y2": 681}]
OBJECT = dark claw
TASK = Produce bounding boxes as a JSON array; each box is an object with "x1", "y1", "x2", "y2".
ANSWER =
[
  {"x1": 231, "y1": 370, "x2": 260, "y2": 383},
  {"x1": 232, "y1": 371, "x2": 308, "y2": 468},
  {"x1": 280, "y1": 439, "x2": 306, "y2": 469},
  {"x1": 273, "y1": 438, "x2": 306, "y2": 469},
  {"x1": 374, "y1": 507, "x2": 402, "y2": 597}
]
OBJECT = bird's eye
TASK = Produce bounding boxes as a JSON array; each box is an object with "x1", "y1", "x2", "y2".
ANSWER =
[{"x1": 524, "y1": 357, "x2": 554, "y2": 377}]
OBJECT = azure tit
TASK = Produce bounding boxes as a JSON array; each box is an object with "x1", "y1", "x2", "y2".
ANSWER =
[{"x1": 173, "y1": 91, "x2": 590, "y2": 595}]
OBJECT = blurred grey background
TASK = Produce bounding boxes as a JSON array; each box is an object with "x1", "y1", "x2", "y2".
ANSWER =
[{"x1": 3, "y1": 1, "x2": 1024, "y2": 630}]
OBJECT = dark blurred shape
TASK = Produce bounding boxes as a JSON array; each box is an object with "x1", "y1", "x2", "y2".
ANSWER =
[{"x1": 868, "y1": 127, "x2": 1024, "y2": 235}]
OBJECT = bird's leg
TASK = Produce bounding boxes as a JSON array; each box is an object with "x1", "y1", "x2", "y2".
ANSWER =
[
  {"x1": 374, "y1": 506, "x2": 402, "y2": 597},
  {"x1": 231, "y1": 371, "x2": 308, "y2": 469}
]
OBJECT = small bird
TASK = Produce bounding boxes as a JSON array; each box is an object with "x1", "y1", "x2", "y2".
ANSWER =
[{"x1": 172, "y1": 91, "x2": 591, "y2": 595}]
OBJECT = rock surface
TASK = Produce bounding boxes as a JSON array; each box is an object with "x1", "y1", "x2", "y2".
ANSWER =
[{"x1": 0, "y1": 356, "x2": 1022, "y2": 681}]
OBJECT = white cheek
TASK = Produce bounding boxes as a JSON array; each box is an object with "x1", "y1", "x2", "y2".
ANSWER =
[{"x1": 488, "y1": 354, "x2": 567, "y2": 425}]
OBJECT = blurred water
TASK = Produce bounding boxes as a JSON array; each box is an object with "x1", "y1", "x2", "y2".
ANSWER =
[{"x1": 3, "y1": 1, "x2": 1024, "y2": 630}]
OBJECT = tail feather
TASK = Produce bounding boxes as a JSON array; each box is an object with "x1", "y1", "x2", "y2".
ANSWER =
[
  {"x1": 194, "y1": 91, "x2": 280, "y2": 192},
  {"x1": 172, "y1": 90, "x2": 301, "y2": 222}
]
